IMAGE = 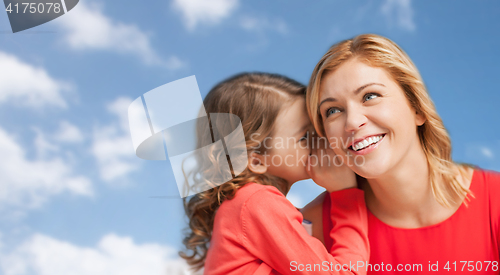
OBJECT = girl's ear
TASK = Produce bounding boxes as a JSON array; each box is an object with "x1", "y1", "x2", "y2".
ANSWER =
[{"x1": 248, "y1": 152, "x2": 267, "y2": 174}]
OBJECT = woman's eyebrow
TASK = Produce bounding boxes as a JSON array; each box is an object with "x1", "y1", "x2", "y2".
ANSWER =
[
  {"x1": 353, "y1": 82, "x2": 385, "y2": 95},
  {"x1": 319, "y1": 82, "x2": 385, "y2": 108}
]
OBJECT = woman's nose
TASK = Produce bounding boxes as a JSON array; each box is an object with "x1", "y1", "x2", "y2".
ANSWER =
[{"x1": 344, "y1": 108, "x2": 367, "y2": 133}]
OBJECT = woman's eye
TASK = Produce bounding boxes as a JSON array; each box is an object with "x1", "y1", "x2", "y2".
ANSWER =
[
  {"x1": 325, "y1": 107, "x2": 340, "y2": 117},
  {"x1": 364, "y1": 93, "x2": 379, "y2": 102}
]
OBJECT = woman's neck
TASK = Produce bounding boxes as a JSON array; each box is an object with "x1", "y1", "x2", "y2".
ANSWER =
[{"x1": 361, "y1": 141, "x2": 461, "y2": 228}]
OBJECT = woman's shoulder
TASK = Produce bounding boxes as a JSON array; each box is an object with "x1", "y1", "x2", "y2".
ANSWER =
[
  {"x1": 470, "y1": 168, "x2": 500, "y2": 230},
  {"x1": 478, "y1": 168, "x2": 500, "y2": 181},
  {"x1": 472, "y1": 168, "x2": 500, "y2": 189},
  {"x1": 469, "y1": 168, "x2": 500, "y2": 202}
]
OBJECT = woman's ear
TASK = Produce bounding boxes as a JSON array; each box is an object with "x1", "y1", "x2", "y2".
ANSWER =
[
  {"x1": 248, "y1": 152, "x2": 267, "y2": 174},
  {"x1": 415, "y1": 110, "x2": 426, "y2": 126}
]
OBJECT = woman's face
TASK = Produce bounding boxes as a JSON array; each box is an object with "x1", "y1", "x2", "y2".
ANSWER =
[{"x1": 318, "y1": 58, "x2": 425, "y2": 178}]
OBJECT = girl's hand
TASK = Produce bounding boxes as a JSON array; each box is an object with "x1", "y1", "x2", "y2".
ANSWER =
[{"x1": 306, "y1": 135, "x2": 357, "y2": 193}]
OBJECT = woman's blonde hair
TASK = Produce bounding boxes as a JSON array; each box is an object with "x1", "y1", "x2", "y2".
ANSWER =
[
  {"x1": 306, "y1": 34, "x2": 473, "y2": 208},
  {"x1": 179, "y1": 72, "x2": 305, "y2": 271}
]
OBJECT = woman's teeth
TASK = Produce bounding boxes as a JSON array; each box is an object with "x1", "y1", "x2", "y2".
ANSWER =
[{"x1": 352, "y1": 135, "x2": 384, "y2": 151}]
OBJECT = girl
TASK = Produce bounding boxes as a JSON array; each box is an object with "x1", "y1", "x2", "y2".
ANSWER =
[
  {"x1": 303, "y1": 34, "x2": 500, "y2": 273},
  {"x1": 180, "y1": 72, "x2": 369, "y2": 274}
]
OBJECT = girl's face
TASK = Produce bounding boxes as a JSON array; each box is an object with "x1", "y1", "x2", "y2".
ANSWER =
[
  {"x1": 263, "y1": 97, "x2": 311, "y2": 184},
  {"x1": 318, "y1": 59, "x2": 425, "y2": 178}
]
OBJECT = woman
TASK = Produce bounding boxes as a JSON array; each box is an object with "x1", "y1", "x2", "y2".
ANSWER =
[{"x1": 302, "y1": 34, "x2": 500, "y2": 273}]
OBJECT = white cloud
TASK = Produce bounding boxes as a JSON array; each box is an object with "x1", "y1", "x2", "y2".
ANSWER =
[
  {"x1": 53, "y1": 121, "x2": 84, "y2": 144},
  {"x1": 0, "y1": 126, "x2": 93, "y2": 212},
  {"x1": 0, "y1": 233, "x2": 196, "y2": 275},
  {"x1": 381, "y1": 0, "x2": 416, "y2": 31},
  {"x1": 57, "y1": 1, "x2": 185, "y2": 69},
  {"x1": 481, "y1": 147, "x2": 494, "y2": 159},
  {"x1": 107, "y1": 97, "x2": 133, "y2": 132},
  {"x1": 172, "y1": 0, "x2": 238, "y2": 30},
  {"x1": 91, "y1": 97, "x2": 140, "y2": 183},
  {"x1": 239, "y1": 16, "x2": 288, "y2": 35},
  {"x1": 234, "y1": 16, "x2": 290, "y2": 52},
  {"x1": 0, "y1": 51, "x2": 69, "y2": 109},
  {"x1": 465, "y1": 143, "x2": 498, "y2": 167},
  {"x1": 32, "y1": 127, "x2": 60, "y2": 158}
]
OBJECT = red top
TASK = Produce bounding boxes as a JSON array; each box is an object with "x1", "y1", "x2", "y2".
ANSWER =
[
  {"x1": 322, "y1": 169, "x2": 500, "y2": 274},
  {"x1": 204, "y1": 182, "x2": 369, "y2": 274}
]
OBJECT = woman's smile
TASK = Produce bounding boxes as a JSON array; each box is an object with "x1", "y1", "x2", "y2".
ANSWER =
[{"x1": 348, "y1": 133, "x2": 386, "y2": 155}]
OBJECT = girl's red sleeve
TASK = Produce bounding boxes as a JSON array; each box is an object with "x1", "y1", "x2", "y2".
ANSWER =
[{"x1": 240, "y1": 186, "x2": 369, "y2": 274}]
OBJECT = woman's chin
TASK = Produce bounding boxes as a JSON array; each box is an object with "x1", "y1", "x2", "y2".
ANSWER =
[{"x1": 350, "y1": 160, "x2": 388, "y2": 179}]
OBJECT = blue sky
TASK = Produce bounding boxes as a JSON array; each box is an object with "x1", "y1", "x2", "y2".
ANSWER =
[{"x1": 0, "y1": 0, "x2": 499, "y2": 274}]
